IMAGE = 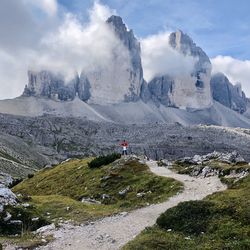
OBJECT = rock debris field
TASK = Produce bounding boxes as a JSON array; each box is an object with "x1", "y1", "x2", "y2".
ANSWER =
[{"x1": 18, "y1": 161, "x2": 226, "y2": 250}]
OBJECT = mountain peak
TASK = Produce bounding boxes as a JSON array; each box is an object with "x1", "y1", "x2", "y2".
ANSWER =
[
  {"x1": 106, "y1": 15, "x2": 127, "y2": 32},
  {"x1": 169, "y1": 30, "x2": 197, "y2": 55}
]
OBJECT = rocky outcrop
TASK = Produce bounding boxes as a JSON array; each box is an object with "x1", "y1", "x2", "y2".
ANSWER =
[
  {"x1": 176, "y1": 151, "x2": 249, "y2": 179},
  {"x1": 78, "y1": 73, "x2": 91, "y2": 101},
  {"x1": 149, "y1": 30, "x2": 212, "y2": 109},
  {"x1": 148, "y1": 75, "x2": 174, "y2": 107},
  {"x1": 82, "y1": 15, "x2": 144, "y2": 104},
  {"x1": 23, "y1": 70, "x2": 78, "y2": 101},
  {"x1": 210, "y1": 73, "x2": 247, "y2": 113},
  {"x1": 179, "y1": 151, "x2": 247, "y2": 165},
  {"x1": 23, "y1": 16, "x2": 144, "y2": 105},
  {"x1": 0, "y1": 172, "x2": 16, "y2": 212}
]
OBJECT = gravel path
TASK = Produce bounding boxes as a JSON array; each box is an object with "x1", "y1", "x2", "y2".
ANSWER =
[{"x1": 6, "y1": 161, "x2": 226, "y2": 250}]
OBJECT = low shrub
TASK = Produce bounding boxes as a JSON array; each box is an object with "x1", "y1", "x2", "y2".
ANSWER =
[
  {"x1": 0, "y1": 205, "x2": 49, "y2": 235},
  {"x1": 156, "y1": 200, "x2": 215, "y2": 235},
  {"x1": 28, "y1": 174, "x2": 34, "y2": 179},
  {"x1": 8, "y1": 178, "x2": 23, "y2": 188},
  {"x1": 88, "y1": 153, "x2": 121, "y2": 169}
]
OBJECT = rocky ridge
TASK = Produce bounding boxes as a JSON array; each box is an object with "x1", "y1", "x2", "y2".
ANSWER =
[
  {"x1": 20, "y1": 17, "x2": 212, "y2": 109},
  {"x1": 23, "y1": 15, "x2": 144, "y2": 105},
  {"x1": 149, "y1": 30, "x2": 212, "y2": 109},
  {"x1": 211, "y1": 73, "x2": 247, "y2": 113},
  {"x1": 172, "y1": 151, "x2": 249, "y2": 181}
]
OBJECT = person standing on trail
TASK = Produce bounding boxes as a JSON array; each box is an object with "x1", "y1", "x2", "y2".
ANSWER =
[{"x1": 120, "y1": 140, "x2": 128, "y2": 155}]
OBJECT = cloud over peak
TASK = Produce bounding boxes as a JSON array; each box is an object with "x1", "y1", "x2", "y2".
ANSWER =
[
  {"x1": 141, "y1": 32, "x2": 197, "y2": 81},
  {"x1": 211, "y1": 56, "x2": 250, "y2": 96}
]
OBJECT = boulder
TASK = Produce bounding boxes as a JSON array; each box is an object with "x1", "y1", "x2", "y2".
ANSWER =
[
  {"x1": 118, "y1": 186, "x2": 131, "y2": 197},
  {"x1": 36, "y1": 223, "x2": 56, "y2": 234},
  {"x1": 218, "y1": 151, "x2": 246, "y2": 164},
  {"x1": 81, "y1": 197, "x2": 101, "y2": 204},
  {"x1": 0, "y1": 172, "x2": 13, "y2": 187},
  {"x1": 0, "y1": 186, "x2": 17, "y2": 208}
]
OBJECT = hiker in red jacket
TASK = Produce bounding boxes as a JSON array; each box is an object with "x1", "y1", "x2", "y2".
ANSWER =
[{"x1": 120, "y1": 140, "x2": 128, "y2": 155}]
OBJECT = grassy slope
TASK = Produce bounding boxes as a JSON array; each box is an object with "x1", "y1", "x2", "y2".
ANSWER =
[
  {"x1": 12, "y1": 158, "x2": 182, "y2": 223},
  {"x1": 124, "y1": 172, "x2": 250, "y2": 250}
]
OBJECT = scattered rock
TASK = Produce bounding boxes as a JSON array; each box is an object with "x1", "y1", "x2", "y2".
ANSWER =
[
  {"x1": 0, "y1": 186, "x2": 17, "y2": 207},
  {"x1": 118, "y1": 186, "x2": 131, "y2": 197},
  {"x1": 200, "y1": 166, "x2": 215, "y2": 178},
  {"x1": 81, "y1": 197, "x2": 101, "y2": 204},
  {"x1": 136, "y1": 192, "x2": 146, "y2": 198},
  {"x1": 191, "y1": 166, "x2": 202, "y2": 176},
  {"x1": 218, "y1": 150, "x2": 246, "y2": 164},
  {"x1": 179, "y1": 151, "x2": 246, "y2": 165},
  {"x1": 0, "y1": 172, "x2": 13, "y2": 187},
  {"x1": 22, "y1": 203, "x2": 30, "y2": 208},
  {"x1": 119, "y1": 212, "x2": 128, "y2": 217},
  {"x1": 100, "y1": 175, "x2": 111, "y2": 181},
  {"x1": 3, "y1": 212, "x2": 12, "y2": 222},
  {"x1": 31, "y1": 217, "x2": 39, "y2": 222},
  {"x1": 157, "y1": 160, "x2": 172, "y2": 167},
  {"x1": 36, "y1": 223, "x2": 56, "y2": 234},
  {"x1": 9, "y1": 220, "x2": 22, "y2": 225}
]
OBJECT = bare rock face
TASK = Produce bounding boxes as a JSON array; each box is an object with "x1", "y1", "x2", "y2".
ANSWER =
[
  {"x1": 23, "y1": 70, "x2": 78, "y2": 101},
  {"x1": 210, "y1": 73, "x2": 247, "y2": 113},
  {"x1": 78, "y1": 73, "x2": 91, "y2": 102},
  {"x1": 0, "y1": 173, "x2": 16, "y2": 212},
  {"x1": 83, "y1": 15, "x2": 144, "y2": 104},
  {"x1": 149, "y1": 30, "x2": 212, "y2": 109},
  {"x1": 148, "y1": 75, "x2": 174, "y2": 107}
]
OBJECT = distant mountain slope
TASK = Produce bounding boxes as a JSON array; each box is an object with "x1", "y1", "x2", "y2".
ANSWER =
[
  {"x1": 0, "y1": 96, "x2": 250, "y2": 128},
  {"x1": 1, "y1": 113, "x2": 250, "y2": 165},
  {"x1": 0, "y1": 132, "x2": 49, "y2": 177},
  {"x1": 211, "y1": 73, "x2": 247, "y2": 113}
]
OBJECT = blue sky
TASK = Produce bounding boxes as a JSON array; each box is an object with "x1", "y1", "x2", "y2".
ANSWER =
[{"x1": 58, "y1": 0, "x2": 250, "y2": 60}]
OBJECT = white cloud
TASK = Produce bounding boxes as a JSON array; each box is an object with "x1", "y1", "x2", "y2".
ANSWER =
[
  {"x1": 33, "y1": 9, "x2": 128, "y2": 80},
  {"x1": 89, "y1": 1, "x2": 116, "y2": 23},
  {"x1": 0, "y1": 1, "x2": 125, "y2": 100},
  {"x1": 141, "y1": 32, "x2": 197, "y2": 81},
  {"x1": 22, "y1": 0, "x2": 58, "y2": 16},
  {"x1": 211, "y1": 56, "x2": 250, "y2": 97}
]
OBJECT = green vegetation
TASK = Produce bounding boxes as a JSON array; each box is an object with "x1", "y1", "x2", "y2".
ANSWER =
[
  {"x1": 0, "y1": 234, "x2": 53, "y2": 250},
  {"x1": 0, "y1": 204, "x2": 48, "y2": 235},
  {"x1": 124, "y1": 174, "x2": 250, "y2": 250},
  {"x1": 88, "y1": 153, "x2": 121, "y2": 169},
  {"x1": 12, "y1": 157, "x2": 182, "y2": 224},
  {"x1": 157, "y1": 201, "x2": 215, "y2": 235}
]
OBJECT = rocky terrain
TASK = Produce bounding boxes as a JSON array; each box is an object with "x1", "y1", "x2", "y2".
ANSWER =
[
  {"x1": 0, "y1": 113, "x2": 250, "y2": 179},
  {"x1": 0, "y1": 131, "x2": 49, "y2": 178}
]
